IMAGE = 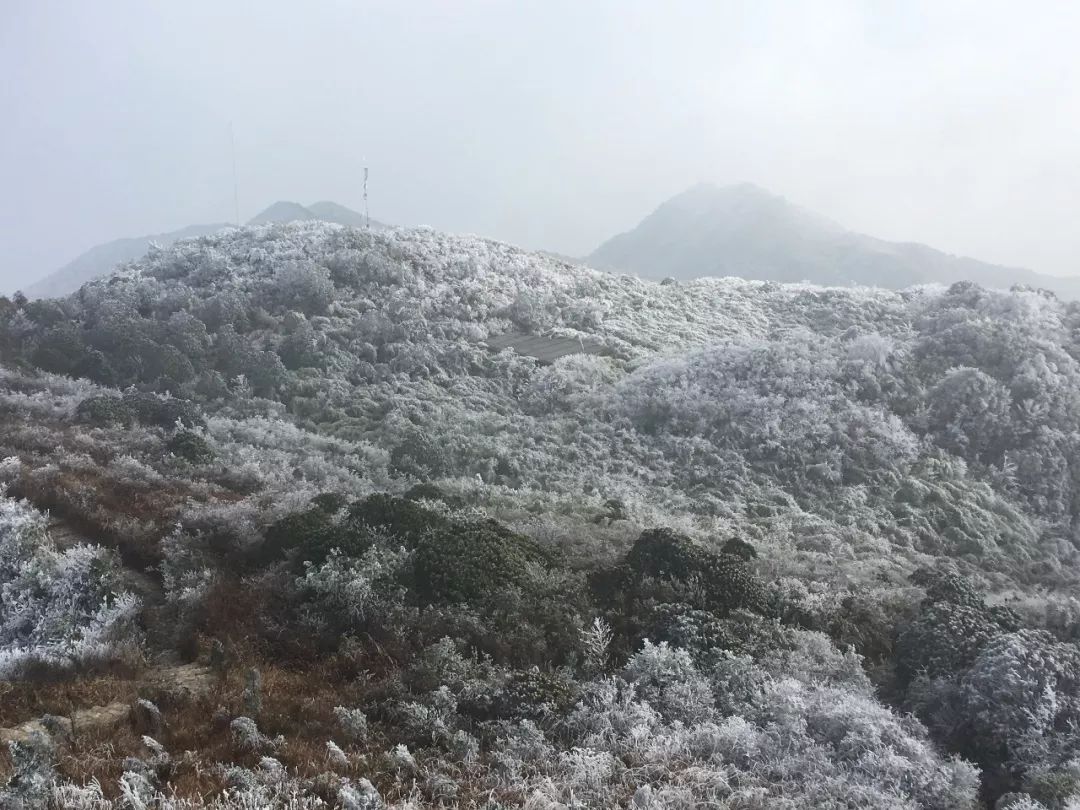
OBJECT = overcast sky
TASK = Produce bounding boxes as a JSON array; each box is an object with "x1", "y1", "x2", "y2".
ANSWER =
[{"x1": 3, "y1": 0, "x2": 1080, "y2": 291}]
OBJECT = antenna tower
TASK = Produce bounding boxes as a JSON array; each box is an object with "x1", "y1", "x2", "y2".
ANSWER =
[
  {"x1": 363, "y1": 166, "x2": 370, "y2": 228},
  {"x1": 229, "y1": 122, "x2": 240, "y2": 226}
]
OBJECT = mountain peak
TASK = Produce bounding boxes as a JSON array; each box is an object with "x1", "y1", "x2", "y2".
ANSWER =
[
  {"x1": 247, "y1": 200, "x2": 377, "y2": 228},
  {"x1": 247, "y1": 201, "x2": 317, "y2": 225},
  {"x1": 588, "y1": 183, "x2": 1080, "y2": 296},
  {"x1": 656, "y1": 182, "x2": 842, "y2": 233},
  {"x1": 670, "y1": 181, "x2": 776, "y2": 203}
]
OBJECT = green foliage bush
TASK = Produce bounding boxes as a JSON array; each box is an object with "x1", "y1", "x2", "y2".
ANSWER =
[
  {"x1": 626, "y1": 528, "x2": 702, "y2": 581},
  {"x1": 309, "y1": 492, "x2": 349, "y2": 514},
  {"x1": 478, "y1": 568, "x2": 591, "y2": 666},
  {"x1": 261, "y1": 507, "x2": 357, "y2": 567},
  {"x1": 897, "y1": 568, "x2": 1019, "y2": 686},
  {"x1": 389, "y1": 430, "x2": 454, "y2": 479},
  {"x1": 347, "y1": 493, "x2": 448, "y2": 549},
  {"x1": 721, "y1": 536, "x2": 758, "y2": 560},
  {"x1": 896, "y1": 600, "x2": 1005, "y2": 684},
  {"x1": 492, "y1": 668, "x2": 580, "y2": 720},
  {"x1": 413, "y1": 521, "x2": 547, "y2": 605},
  {"x1": 166, "y1": 431, "x2": 214, "y2": 464},
  {"x1": 75, "y1": 395, "x2": 134, "y2": 427},
  {"x1": 625, "y1": 528, "x2": 769, "y2": 616},
  {"x1": 122, "y1": 391, "x2": 205, "y2": 428}
]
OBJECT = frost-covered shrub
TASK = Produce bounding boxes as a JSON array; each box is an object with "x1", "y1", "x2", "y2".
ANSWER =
[
  {"x1": 648, "y1": 603, "x2": 788, "y2": 665},
  {"x1": 925, "y1": 366, "x2": 1013, "y2": 464},
  {"x1": 334, "y1": 706, "x2": 370, "y2": 743},
  {"x1": 269, "y1": 262, "x2": 335, "y2": 315},
  {"x1": 0, "y1": 733, "x2": 56, "y2": 810},
  {"x1": 229, "y1": 716, "x2": 281, "y2": 754},
  {"x1": 0, "y1": 498, "x2": 141, "y2": 679},
  {"x1": 9, "y1": 217, "x2": 1080, "y2": 807},
  {"x1": 623, "y1": 640, "x2": 714, "y2": 723},
  {"x1": 298, "y1": 545, "x2": 408, "y2": 632},
  {"x1": 960, "y1": 630, "x2": 1080, "y2": 775}
]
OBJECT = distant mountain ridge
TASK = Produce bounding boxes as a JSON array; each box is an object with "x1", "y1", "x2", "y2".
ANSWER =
[
  {"x1": 589, "y1": 182, "x2": 1080, "y2": 299},
  {"x1": 247, "y1": 200, "x2": 381, "y2": 228},
  {"x1": 23, "y1": 223, "x2": 230, "y2": 300},
  {"x1": 23, "y1": 200, "x2": 380, "y2": 299}
]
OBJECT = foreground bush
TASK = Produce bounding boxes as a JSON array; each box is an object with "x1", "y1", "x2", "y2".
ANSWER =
[{"x1": 0, "y1": 497, "x2": 141, "y2": 679}]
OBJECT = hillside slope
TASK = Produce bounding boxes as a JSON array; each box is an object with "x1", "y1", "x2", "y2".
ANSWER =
[
  {"x1": 2, "y1": 223, "x2": 1080, "y2": 806},
  {"x1": 21, "y1": 201, "x2": 381, "y2": 300},
  {"x1": 590, "y1": 182, "x2": 1080, "y2": 298}
]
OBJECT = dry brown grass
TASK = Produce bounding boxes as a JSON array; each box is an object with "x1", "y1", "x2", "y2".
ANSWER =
[
  {"x1": 0, "y1": 674, "x2": 140, "y2": 729},
  {"x1": 1, "y1": 652, "x2": 388, "y2": 801}
]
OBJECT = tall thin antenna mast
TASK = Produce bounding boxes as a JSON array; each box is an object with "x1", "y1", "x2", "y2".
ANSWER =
[
  {"x1": 363, "y1": 165, "x2": 369, "y2": 228},
  {"x1": 229, "y1": 122, "x2": 240, "y2": 226}
]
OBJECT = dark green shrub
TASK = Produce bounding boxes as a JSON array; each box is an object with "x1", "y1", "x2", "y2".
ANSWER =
[
  {"x1": 413, "y1": 522, "x2": 546, "y2": 605},
  {"x1": 123, "y1": 391, "x2": 166, "y2": 424},
  {"x1": 897, "y1": 566, "x2": 1021, "y2": 686},
  {"x1": 122, "y1": 391, "x2": 205, "y2": 428},
  {"x1": 278, "y1": 321, "x2": 323, "y2": 370},
  {"x1": 624, "y1": 528, "x2": 769, "y2": 616},
  {"x1": 895, "y1": 600, "x2": 1003, "y2": 685},
  {"x1": 721, "y1": 537, "x2": 758, "y2": 561},
  {"x1": 1023, "y1": 765, "x2": 1080, "y2": 809},
  {"x1": 145, "y1": 343, "x2": 196, "y2": 390},
  {"x1": 592, "y1": 498, "x2": 628, "y2": 525},
  {"x1": 75, "y1": 395, "x2": 134, "y2": 427},
  {"x1": 71, "y1": 348, "x2": 118, "y2": 385},
  {"x1": 158, "y1": 398, "x2": 206, "y2": 429},
  {"x1": 347, "y1": 493, "x2": 448, "y2": 549},
  {"x1": 310, "y1": 492, "x2": 349, "y2": 514},
  {"x1": 587, "y1": 565, "x2": 634, "y2": 607},
  {"x1": 31, "y1": 324, "x2": 85, "y2": 375},
  {"x1": 260, "y1": 507, "x2": 368, "y2": 567},
  {"x1": 826, "y1": 592, "x2": 912, "y2": 665},
  {"x1": 626, "y1": 528, "x2": 702, "y2": 582},
  {"x1": 698, "y1": 553, "x2": 769, "y2": 615},
  {"x1": 481, "y1": 569, "x2": 590, "y2": 667},
  {"x1": 122, "y1": 393, "x2": 204, "y2": 432},
  {"x1": 166, "y1": 431, "x2": 214, "y2": 464},
  {"x1": 389, "y1": 431, "x2": 453, "y2": 478},
  {"x1": 988, "y1": 604, "x2": 1023, "y2": 632},
  {"x1": 910, "y1": 566, "x2": 985, "y2": 609},
  {"x1": 492, "y1": 668, "x2": 579, "y2": 720}
]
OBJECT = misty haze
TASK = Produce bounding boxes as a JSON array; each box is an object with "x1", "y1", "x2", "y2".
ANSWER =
[{"x1": 2, "y1": 3, "x2": 1080, "y2": 809}]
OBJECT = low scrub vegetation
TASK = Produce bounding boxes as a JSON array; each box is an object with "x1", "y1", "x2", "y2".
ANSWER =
[{"x1": 0, "y1": 224, "x2": 1078, "y2": 807}]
